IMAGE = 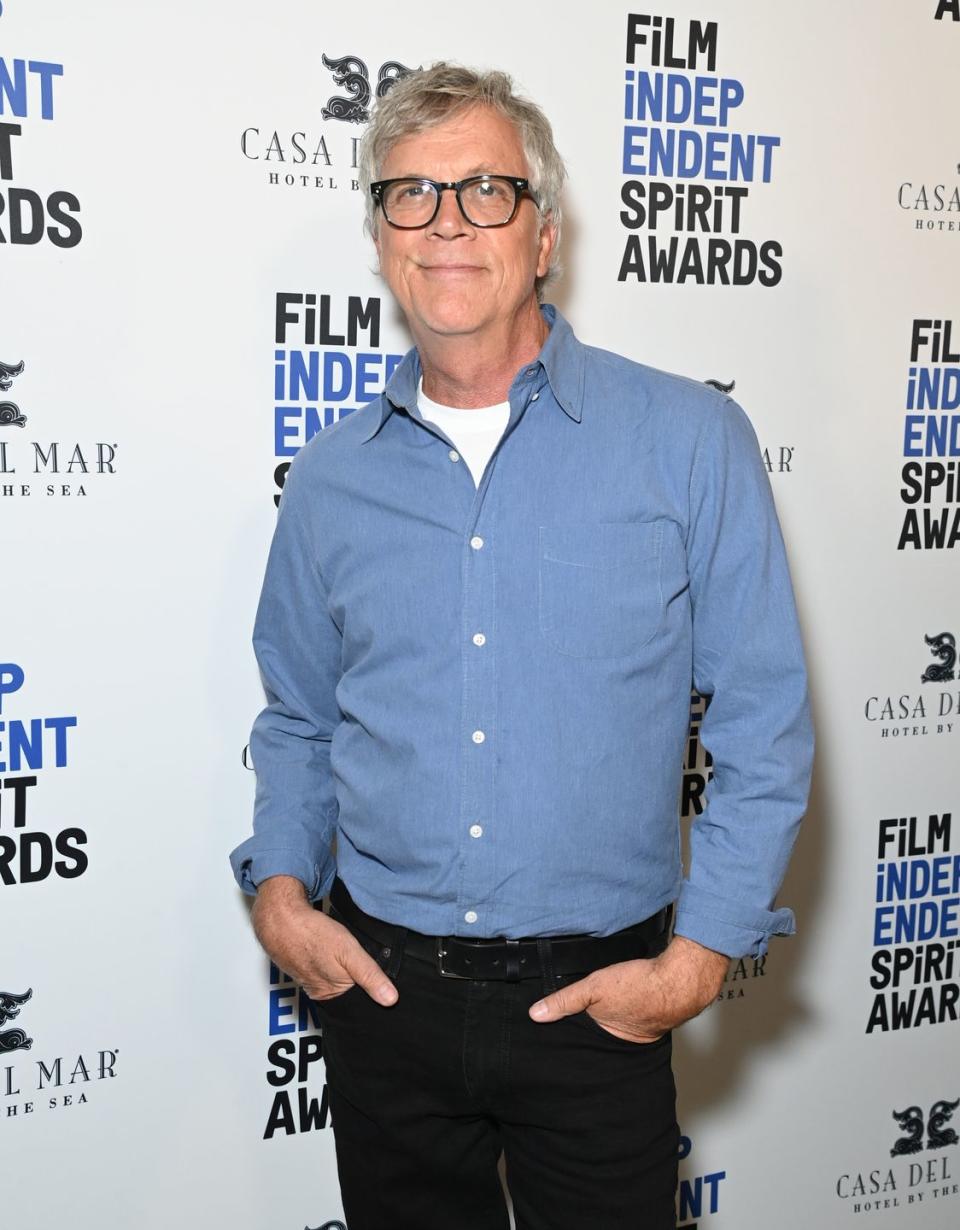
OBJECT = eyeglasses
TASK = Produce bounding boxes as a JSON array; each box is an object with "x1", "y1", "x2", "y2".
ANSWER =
[{"x1": 370, "y1": 175, "x2": 538, "y2": 229}]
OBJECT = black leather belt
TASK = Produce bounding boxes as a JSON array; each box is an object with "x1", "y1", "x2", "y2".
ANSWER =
[{"x1": 329, "y1": 878, "x2": 671, "y2": 982}]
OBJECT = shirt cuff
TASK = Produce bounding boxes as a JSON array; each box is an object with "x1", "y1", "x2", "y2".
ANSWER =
[
  {"x1": 228, "y1": 838, "x2": 334, "y2": 903},
  {"x1": 673, "y1": 880, "x2": 796, "y2": 959}
]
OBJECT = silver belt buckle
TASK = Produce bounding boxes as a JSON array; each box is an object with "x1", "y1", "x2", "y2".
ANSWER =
[{"x1": 437, "y1": 938, "x2": 471, "y2": 979}]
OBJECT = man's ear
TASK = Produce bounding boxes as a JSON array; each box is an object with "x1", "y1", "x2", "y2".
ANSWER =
[{"x1": 536, "y1": 213, "x2": 557, "y2": 280}]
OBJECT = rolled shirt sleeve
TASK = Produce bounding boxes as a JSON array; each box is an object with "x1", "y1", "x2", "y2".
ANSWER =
[
  {"x1": 228, "y1": 454, "x2": 341, "y2": 901},
  {"x1": 673, "y1": 395, "x2": 814, "y2": 959}
]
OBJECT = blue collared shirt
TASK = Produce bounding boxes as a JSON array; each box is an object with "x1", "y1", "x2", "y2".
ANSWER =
[{"x1": 230, "y1": 305, "x2": 813, "y2": 958}]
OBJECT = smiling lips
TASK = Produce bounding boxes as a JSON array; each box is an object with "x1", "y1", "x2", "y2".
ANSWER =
[{"x1": 418, "y1": 263, "x2": 484, "y2": 274}]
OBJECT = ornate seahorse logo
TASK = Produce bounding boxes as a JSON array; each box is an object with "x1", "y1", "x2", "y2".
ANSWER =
[
  {"x1": 927, "y1": 1098, "x2": 960, "y2": 1149},
  {"x1": 0, "y1": 358, "x2": 27, "y2": 427},
  {"x1": 891, "y1": 1105, "x2": 925, "y2": 1156},
  {"x1": 0, "y1": 988, "x2": 33, "y2": 1053},
  {"x1": 921, "y1": 632, "x2": 956, "y2": 683},
  {"x1": 320, "y1": 54, "x2": 419, "y2": 124},
  {"x1": 704, "y1": 377, "x2": 736, "y2": 394}
]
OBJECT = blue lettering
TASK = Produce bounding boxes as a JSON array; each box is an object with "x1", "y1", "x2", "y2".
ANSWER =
[
  {"x1": 903, "y1": 415, "x2": 925, "y2": 456},
  {"x1": 875, "y1": 899, "x2": 960, "y2": 943},
  {"x1": 10, "y1": 718, "x2": 42, "y2": 770},
  {"x1": 46, "y1": 715, "x2": 76, "y2": 766},
  {"x1": 0, "y1": 714, "x2": 76, "y2": 772},
  {"x1": 274, "y1": 405, "x2": 360, "y2": 458},
  {"x1": 0, "y1": 58, "x2": 63, "y2": 120},
  {"x1": 274, "y1": 407, "x2": 300, "y2": 457},
  {"x1": 622, "y1": 125, "x2": 647, "y2": 174},
  {"x1": 269, "y1": 987, "x2": 296, "y2": 1036},
  {"x1": 624, "y1": 72, "x2": 744, "y2": 126},
  {"x1": 678, "y1": 1171, "x2": 726, "y2": 1219},
  {"x1": 0, "y1": 58, "x2": 26, "y2": 116},
  {"x1": 28, "y1": 60, "x2": 62, "y2": 120},
  {"x1": 875, "y1": 905, "x2": 894, "y2": 945},
  {"x1": 621, "y1": 124, "x2": 780, "y2": 180},
  {"x1": 718, "y1": 79, "x2": 744, "y2": 124},
  {"x1": 289, "y1": 351, "x2": 320, "y2": 402},
  {"x1": 0, "y1": 662, "x2": 25, "y2": 713},
  {"x1": 355, "y1": 352, "x2": 382, "y2": 403},
  {"x1": 323, "y1": 352, "x2": 352, "y2": 402},
  {"x1": 704, "y1": 131, "x2": 728, "y2": 180},
  {"x1": 902, "y1": 413, "x2": 960, "y2": 456}
]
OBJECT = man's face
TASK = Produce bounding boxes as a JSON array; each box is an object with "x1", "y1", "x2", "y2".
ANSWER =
[{"x1": 374, "y1": 105, "x2": 555, "y2": 344}]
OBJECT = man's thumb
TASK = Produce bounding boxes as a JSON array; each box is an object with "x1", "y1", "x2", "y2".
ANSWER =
[
  {"x1": 529, "y1": 977, "x2": 591, "y2": 1022},
  {"x1": 346, "y1": 945, "x2": 399, "y2": 1007}
]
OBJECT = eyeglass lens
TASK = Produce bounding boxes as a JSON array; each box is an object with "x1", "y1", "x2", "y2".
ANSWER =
[{"x1": 382, "y1": 178, "x2": 518, "y2": 227}]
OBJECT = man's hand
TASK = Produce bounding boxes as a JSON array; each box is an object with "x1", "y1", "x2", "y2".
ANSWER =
[
  {"x1": 529, "y1": 935, "x2": 729, "y2": 1042},
  {"x1": 250, "y1": 875, "x2": 398, "y2": 1007}
]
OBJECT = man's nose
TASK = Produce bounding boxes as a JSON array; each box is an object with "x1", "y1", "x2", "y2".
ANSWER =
[{"x1": 429, "y1": 187, "x2": 473, "y2": 237}]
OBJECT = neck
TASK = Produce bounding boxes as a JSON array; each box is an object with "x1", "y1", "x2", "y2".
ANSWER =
[{"x1": 416, "y1": 299, "x2": 548, "y2": 408}]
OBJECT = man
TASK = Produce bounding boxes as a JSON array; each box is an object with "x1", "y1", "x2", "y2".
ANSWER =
[{"x1": 230, "y1": 63, "x2": 813, "y2": 1230}]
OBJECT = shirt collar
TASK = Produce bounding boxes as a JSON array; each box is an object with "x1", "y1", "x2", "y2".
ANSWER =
[{"x1": 359, "y1": 303, "x2": 584, "y2": 444}]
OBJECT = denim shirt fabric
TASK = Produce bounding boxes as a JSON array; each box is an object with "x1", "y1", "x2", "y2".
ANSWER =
[{"x1": 229, "y1": 305, "x2": 813, "y2": 959}]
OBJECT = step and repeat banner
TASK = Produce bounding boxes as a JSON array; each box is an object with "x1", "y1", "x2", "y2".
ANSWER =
[{"x1": 3, "y1": 1, "x2": 959, "y2": 1227}]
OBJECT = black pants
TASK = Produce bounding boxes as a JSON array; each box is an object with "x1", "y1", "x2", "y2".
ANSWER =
[{"x1": 317, "y1": 897, "x2": 678, "y2": 1230}]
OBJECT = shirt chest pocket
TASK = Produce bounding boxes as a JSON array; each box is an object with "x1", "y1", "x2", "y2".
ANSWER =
[{"x1": 538, "y1": 521, "x2": 667, "y2": 659}]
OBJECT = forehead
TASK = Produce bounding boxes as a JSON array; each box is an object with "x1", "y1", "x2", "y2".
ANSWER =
[{"x1": 380, "y1": 104, "x2": 528, "y2": 179}]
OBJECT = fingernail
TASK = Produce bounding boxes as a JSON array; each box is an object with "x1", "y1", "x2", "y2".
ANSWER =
[
  {"x1": 377, "y1": 984, "x2": 399, "y2": 1006},
  {"x1": 530, "y1": 1000, "x2": 548, "y2": 1020}
]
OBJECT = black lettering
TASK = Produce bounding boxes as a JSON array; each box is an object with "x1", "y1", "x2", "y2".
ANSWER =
[
  {"x1": 347, "y1": 296, "x2": 380, "y2": 347},
  {"x1": 758, "y1": 240, "x2": 783, "y2": 287},
  {"x1": 266, "y1": 1038, "x2": 297, "y2": 1087},
  {"x1": 54, "y1": 828, "x2": 88, "y2": 878},
  {"x1": 619, "y1": 180, "x2": 646, "y2": 229},
  {"x1": 297, "y1": 1083, "x2": 330, "y2": 1132},
  {"x1": 0, "y1": 775, "x2": 38, "y2": 827},
  {"x1": 273, "y1": 461, "x2": 290, "y2": 508},
  {"x1": 20, "y1": 831, "x2": 53, "y2": 882},
  {"x1": 46, "y1": 191, "x2": 82, "y2": 249},
  {"x1": 263, "y1": 1090, "x2": 296, "y2": 1138},
  {"x1": 0, "y1": 834, "x2": 15, "y2": 884},
  {"x1": 0, "y1": 122, "x2": 22, "y2": 181},
  {"x1": 900, "y1": 462, "x2": 923, "y2": 504},
  {"x1": 9, "y1": 188, "x2": 44, "y2": 245}
]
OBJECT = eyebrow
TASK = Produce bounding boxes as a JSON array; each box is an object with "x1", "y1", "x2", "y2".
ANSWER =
[{"x1": 388, "y1": 166, "x2": 507, "y2": 180}]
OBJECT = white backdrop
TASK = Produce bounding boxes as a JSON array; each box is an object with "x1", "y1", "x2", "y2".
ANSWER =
[{"x1": 3, "y1": 2, "x2": 959, "y2": 1227}]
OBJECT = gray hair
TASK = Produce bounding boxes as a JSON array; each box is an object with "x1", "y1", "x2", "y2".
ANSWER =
[{"x1": 357, "y1": 62, "x2": 566, "y2": 298}]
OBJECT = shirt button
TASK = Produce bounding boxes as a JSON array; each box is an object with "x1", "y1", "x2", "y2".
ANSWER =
[
  {"x1": 472, "y1": 632, "x2": 486, "y2": 646},
  {"x1": 448, "y1": 449, "x2": 460, "y2": 462},
  {"x1": 472, "y1": 730, "x2": 485, "y2": 744},
  {"x1": 470, "y1": 535, "x2": 484, "y2": 550},
  {"x1": 469, "y1": 824, "x2": 483, "y2": 838},
  {"x1": 464, "y1": 910, "x2": 478, "y2": 924},
  {"x1": 530, "y1": 392, "x2": 540, "y2": 401}
]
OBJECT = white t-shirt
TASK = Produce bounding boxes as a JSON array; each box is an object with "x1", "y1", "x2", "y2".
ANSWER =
[{"x1": 417, "y1": 379, "x2": 510, "y2": 488}]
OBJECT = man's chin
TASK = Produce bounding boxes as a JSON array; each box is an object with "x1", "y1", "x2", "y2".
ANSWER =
[{"x1": 413, "y1": 306, "x2": 490, "y2": 339}]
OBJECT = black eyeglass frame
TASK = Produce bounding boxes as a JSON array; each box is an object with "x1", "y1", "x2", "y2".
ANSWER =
[{"x1": 369, "y1": 175, "x2": 539, "y2": 229}]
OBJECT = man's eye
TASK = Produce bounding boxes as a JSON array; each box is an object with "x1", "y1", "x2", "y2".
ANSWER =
[
  {"x1": 399, "y1": 184, "x2": 427, "y2": 199},
  {"x1": 476, "y1": 180, "x2": 509, "y2": 199}
]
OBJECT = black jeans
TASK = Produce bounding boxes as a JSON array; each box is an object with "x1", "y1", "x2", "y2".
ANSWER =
[{"x1": 317, "y1": 898, "x2": 678, "y2": 1230}]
